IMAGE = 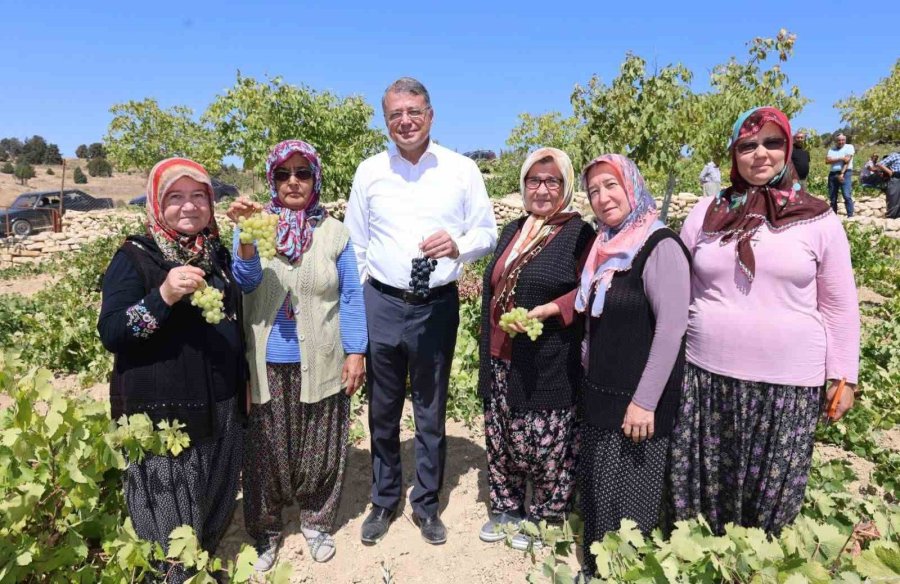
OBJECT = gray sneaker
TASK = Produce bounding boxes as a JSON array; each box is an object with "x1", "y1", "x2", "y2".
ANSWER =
[
  {"x1": 253, "y1": 536, "x2": 280, "y2": 573},
  {"x1": 510, "y1": 531, "x2": 543, "y2": 551},
  {"x1": 479, "y1": 511, "x2": 524, "y2": 543}
]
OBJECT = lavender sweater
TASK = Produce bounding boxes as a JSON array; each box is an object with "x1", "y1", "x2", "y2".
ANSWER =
[{"x1": 681, "y1": 196, "x2": 860, "y2": 386}]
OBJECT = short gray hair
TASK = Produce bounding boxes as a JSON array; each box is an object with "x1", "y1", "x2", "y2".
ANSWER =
[{"x1": 382, "y1": 77, "x2": 431, "y2": 112}]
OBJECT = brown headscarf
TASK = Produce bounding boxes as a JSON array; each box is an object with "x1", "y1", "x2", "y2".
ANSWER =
[{"x1": 701, "y1": 106, "x2": 830, "y2": 281}]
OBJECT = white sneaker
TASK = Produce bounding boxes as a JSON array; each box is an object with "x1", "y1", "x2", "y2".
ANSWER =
[{"x1": 253, "y1": 536, "x2": 280, "y2": 573}]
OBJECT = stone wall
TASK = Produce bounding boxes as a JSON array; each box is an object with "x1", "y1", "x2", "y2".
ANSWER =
[{"x1": 2, "y1": 192, "x2": 898, "y2": 269}]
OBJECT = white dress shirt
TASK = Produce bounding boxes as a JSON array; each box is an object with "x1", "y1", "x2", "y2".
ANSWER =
[{"x1": 345, "y1": 140, "x2": 498, "y2": 289}]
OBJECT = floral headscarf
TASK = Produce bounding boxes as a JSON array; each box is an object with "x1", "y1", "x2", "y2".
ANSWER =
[
  {"x1": 145, "y1": 157, "x2": 219, "y2": 271},
  {"x1": 702, "y1": 106, "x2": 830, "y2": 281},
  {"x1": 575, "y1": 154, "x2": 664, "y2": 317},
  {"x1": 264, "y1": 140, "x2": 328, "y2": 264}
]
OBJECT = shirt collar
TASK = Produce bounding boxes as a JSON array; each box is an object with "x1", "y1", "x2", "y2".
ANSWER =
[{"x1": 388, "y1": 139, "x2": 437, "y2": 165}]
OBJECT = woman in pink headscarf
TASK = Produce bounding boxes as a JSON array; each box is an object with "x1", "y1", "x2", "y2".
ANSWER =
[
  {"x1": 669, "y1": 107, "x2": 860, "y2": 536},
  {"x1": 574, "y1": 153, "x2": 691, "y2": 579}
]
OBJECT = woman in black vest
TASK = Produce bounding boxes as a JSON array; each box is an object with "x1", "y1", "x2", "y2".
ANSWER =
[
  {"x1": 98, "y1": 158, "x2": 245, "y2": 584},
  {"x1": 573, "y1": 154, "x2": 690, "y2": 578},
  {"x1": 477, "y1": 147, "x2": 594, "y2": 550}
]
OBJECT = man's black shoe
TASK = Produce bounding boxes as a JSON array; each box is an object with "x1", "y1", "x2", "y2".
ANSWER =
[
  {"x1": 360, "y1": 505, "x2": 396, "y2": 545},
  {"x1": 412, "y1": 513, "x2": 447, "y2": 545}
]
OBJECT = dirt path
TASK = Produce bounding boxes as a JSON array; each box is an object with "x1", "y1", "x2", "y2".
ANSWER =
[
  {"x1": 0, "y1": 273, "x2": 59, "y2": 297},
  {"x1": 217, "y1": 401, "x2": 553, "y2": 583}
]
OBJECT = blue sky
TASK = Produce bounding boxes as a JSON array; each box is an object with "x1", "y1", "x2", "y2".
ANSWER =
[{"x1": 2, "y1": 1, "x2": 897, "y2": 161}]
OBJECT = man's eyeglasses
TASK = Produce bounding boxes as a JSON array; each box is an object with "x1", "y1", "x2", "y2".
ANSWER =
[
  {"x1": 735, "y1": 137, "x2": 788, "y2": 155},
  {"x1": 386, "y1": 107, "x2": 430, "y2": 123},
  {"x1": 524, "y1": 177, "x2": 563, "y2": 192},
  {"x1": 273, "y1": 167, "x2": 314, "y2": 182}
]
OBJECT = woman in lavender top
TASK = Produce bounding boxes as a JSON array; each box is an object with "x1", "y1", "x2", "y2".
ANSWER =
[
  {"x1": 573, "y1": 154, "x2": 691, "y2": 579},
  {"x1": 669, "y1": 107, "x2": 860, "y2": 536}
]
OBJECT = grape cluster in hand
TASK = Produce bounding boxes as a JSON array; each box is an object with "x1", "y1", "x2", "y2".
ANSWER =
[
  {"x1": 238, "y1": 213, "x2": 279, "y2": 260},
  {"x1": 499, "y1": 307, "x2": 544, "y2": 341},
  {"x1": 191, "y1": 284, "x2": 225, "y2": 324},
  {"x1": 409, "y1": 257, "x2": 438, "y2": 299}
]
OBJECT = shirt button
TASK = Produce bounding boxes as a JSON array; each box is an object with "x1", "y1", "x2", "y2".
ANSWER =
[
  {"x1": 301, "y1": 364, "x2": 308, "y2": 372},
  {"x1": 287, "y1": 265, "x2": 294, "y2": 271},
  {"x1": 299, "y1": 334, "x2": 305, "y2": 341}
]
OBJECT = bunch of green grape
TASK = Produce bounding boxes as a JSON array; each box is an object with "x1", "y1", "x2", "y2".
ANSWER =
[
  {"x1": 238, "y1": 212, "x2": 279, "y2": 260},
  {"x1": 499, "y1": 307, "x2": 544, "y2": 341},
  {"x1": 191, "y1": 283, "x2": 225, "y2": 324}
]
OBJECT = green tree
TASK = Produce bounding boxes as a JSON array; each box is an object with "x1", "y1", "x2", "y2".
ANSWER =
[
  {"x1": 572, "y1": 55, "x2": 693, "y2": 174},
  {"x1": 20, "y1": 135, "x2": 48, "y2": 165},
  {"x1": 14, "y1": 161, "x2": 35, "y2": 185},
  {"x1": 75, "y1": 144, "x2": 89, "y2": 158},
  {"x1": 0, "y1": 137, "x2": 23, "y2": 161},
  {"x1": 105, "y1": 98, "x2": 223, "y2": 173},
  {"x1": 88, "y1": 142, "x2": 107, "y2": 159},
  {"x1": 835, "y1": 59, "x2": 900, "y2": 143},
  {"x1": 0, "y1": 161, "x2": 13, "y2": 174},
  {"x1": 689, "y1": 29, "x2": 808, "y2": 166},
  {"x1": 204, "y1": 73, "x2": 386, "y2": 202},
  {"x1": 88, "y1": 157, "x2": 113, "y2": 177},
  {"x1": 44, "y1": 143, "x2": 63, "y2": 164},
  {"x1": 73, "y1": 166, "x2": 88, "y2": 184}
]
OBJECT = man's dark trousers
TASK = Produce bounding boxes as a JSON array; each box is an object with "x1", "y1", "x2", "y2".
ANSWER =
[{"x1": 364, "y1": 281, "x2": 459, "y2": 518}]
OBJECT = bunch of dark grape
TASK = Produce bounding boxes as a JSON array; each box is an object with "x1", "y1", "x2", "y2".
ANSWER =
[{"x1": 409, "y1": 257, "x2": 438, "y2": 299}]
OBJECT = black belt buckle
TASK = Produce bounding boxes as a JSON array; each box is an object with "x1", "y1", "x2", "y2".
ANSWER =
[{"x1": 402, "y1": 289, "x2": 425, "y2": 304}]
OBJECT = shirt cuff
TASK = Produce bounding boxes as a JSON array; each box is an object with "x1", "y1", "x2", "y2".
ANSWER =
[{"x1": 124, "y1": 289, "x2": 172, "y2": 340}]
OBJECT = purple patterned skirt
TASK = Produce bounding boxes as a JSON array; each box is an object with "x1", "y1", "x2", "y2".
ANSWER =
[{"x1": 668, "y1": 363, "x2": 822, "y2": 535}]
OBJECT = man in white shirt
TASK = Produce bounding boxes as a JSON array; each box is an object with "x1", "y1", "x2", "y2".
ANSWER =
[
  {"x1": 825, "y1": 133, "x2": 856, "y2": 217},
  {"x1": 698, "y1": 160, "x2": 721, "y2": 197},
  {"x1": 346, "y1": 78, "x2": 497, "y2": 546}
]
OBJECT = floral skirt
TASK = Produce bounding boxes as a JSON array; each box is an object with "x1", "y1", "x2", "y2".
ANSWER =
[
  {"x1": 243, "y1": 363, "x2": 351, "y2": 540},
  {"x1": 668, "y1": 363, "x2": 822, "y2": 535},
  {"x1": 483, "y1": 357, "x2": 578, "y2": 521}
]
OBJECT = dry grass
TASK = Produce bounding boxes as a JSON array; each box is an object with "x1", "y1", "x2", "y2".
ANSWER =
[{"x1": 0, "y1": 158, "x2": 147, "y2": 207}]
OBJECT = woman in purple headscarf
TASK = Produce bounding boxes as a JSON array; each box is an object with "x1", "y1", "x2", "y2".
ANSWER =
[{"x1": 228, "y1": 140, "x2": 367, "y2": 570}]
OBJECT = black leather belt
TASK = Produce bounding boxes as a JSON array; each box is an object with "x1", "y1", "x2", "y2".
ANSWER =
[{"x1": 369, "y1": 278, "x2": 457, "y2": 305}]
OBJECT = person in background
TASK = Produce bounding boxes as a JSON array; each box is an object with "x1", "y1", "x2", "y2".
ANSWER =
[
  {"x1": 791, "y1": 131, "x2": 811, "y2": 191},
  {"x1": 698, "y1": 160, "x2": 721, "y2": 197},
  {"x1": 860, "y1": 153, "x2": 884, "y2": 188},
  {"x1": 826, "y1": 133, "x2": 855, "y2": 216},
  {"x1": 874, "y1": 151, "x2": 900, "y2": 218}
]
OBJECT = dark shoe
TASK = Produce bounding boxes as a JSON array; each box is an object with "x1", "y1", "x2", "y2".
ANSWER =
[
  {"x1": 361, "y1": 505, "x2": 396, "y2": 545},
  {"x1": 412, "y1": 513, "x2": 447, "y2": 545}
]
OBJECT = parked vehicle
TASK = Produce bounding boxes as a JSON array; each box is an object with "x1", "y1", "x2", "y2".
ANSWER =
[
  {"x1": 0, "y1": 189, "x2": 114, "y2": 237},
  {"x1": 463, "y1": 150, "x2": 497, "y2": 161},
  {"x1": 128, "y1": 178, "x2": 240, "y2": 206}
]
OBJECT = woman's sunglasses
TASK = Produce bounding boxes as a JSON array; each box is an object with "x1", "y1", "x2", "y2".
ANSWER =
[
  {"x1": 735, "y1": 137, "x2": 787, "y2": 155},
  {"x1": 273, "y1": 167, "x2": 314, "y2": 182}
]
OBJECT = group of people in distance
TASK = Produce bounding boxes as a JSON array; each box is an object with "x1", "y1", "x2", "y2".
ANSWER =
[{"x1": 98, "y1": 77, "x2": 861, "y2": 582}]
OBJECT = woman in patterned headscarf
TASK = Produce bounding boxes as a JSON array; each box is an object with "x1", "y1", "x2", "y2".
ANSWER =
[
  {"x1": 228, "y1": 139, "x2": 367, "y2": 570},
  {"x1": 670, "y1": 106, "x2": 860, "y2": 536},
  {"x1": 98, "y1": 157, "x2": 246, "y2": 584},
  {"x1": 573, "y1": 154, "x2": 691, "y2": 579},
  {"x1": 476, "y1": 147, "x2": 594, "y2": 550}
]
